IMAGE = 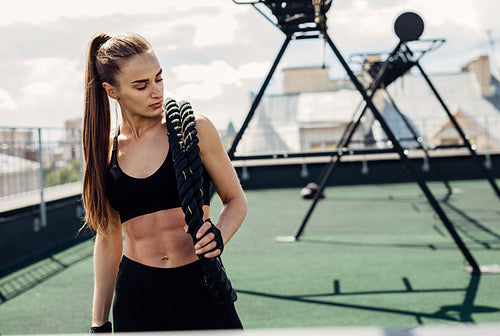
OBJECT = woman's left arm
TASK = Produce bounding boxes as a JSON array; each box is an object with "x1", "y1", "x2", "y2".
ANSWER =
[{"x1": 189, "y1": 114, "x2": 247, "y2": 258}]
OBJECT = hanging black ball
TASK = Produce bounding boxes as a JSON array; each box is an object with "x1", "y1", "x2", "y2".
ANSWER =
[{"x1": 394, "y1": 11, "x2": 424, "y2": 42}]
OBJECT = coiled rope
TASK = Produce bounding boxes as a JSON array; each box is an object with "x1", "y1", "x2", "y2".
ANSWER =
[{"x1": 165, "y1": 98, "x2": 237, "y2": 306}]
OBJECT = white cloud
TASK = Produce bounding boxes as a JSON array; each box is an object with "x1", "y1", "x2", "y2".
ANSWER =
[
  {"x1": 238, "y1": 62, "x2": 271, "y2": 79},
  {"x1": 22, "y1": 82, "x2": 56, "y2": 96},
  {"x1": 192, "y1": 8, "x2": 241, "y2": 47},
  {"x1": 176, "y1": 82, "x2": 224, "y2": 101},
  {"x1": 406, "y1": 0, "x2": 481, "y2": 33},
  {"x1": 0, "y1": 57, "x2": 84, "y2": 127},
  {"x1": 21, "y1": 58, "x2": 83, "y2": 104},
  {"x1": 24, "y1": 58, "x2": 80, "y2": 79},
  {"x1": 171, "y1": 60, "x2": 270, "y2": 101},
  {"x1": 172, "y1": 60, "x2": 235, "y2": 101},
  {"x1": 0, "y1": 0, "x2": 499, "y2": 129},
  {"x1": 0, "y1": 0, "x2": 221, "y2": 25},
  {"x1": 332, "y1": 0, "x2": 486, "y2": 47},
  {"x1": 0, "y1": 89, "x2": 18, "y2": 110},
  {"x1": 173, "y1": 60, "x2": 238, "y2": 84},
  {"x1": 174, "y1": 60, "x2": 269, "y2": 83}
]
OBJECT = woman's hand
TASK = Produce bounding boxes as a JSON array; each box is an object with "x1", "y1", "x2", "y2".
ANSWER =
[{"x1": 185, "y1": 219, "x2": 224, "y2": 258}]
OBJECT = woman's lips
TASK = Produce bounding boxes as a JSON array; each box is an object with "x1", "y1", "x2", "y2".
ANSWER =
[{"x1": 150, "y1": 101, "x2": 162, "y2": 109}]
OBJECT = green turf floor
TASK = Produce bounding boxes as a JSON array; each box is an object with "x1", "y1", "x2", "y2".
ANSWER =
[{"x1": 1, "y1": 180, "x2": 499, "y2": 334}]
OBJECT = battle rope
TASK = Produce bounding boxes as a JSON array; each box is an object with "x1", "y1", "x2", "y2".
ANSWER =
[{"x1": 165, "y1": 98, "x2": 237, "y2": 306}]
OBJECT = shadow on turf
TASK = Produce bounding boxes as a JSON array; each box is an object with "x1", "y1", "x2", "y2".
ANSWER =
[
  {"x1": 293, "y1": 188, "x2": 500, "y2": 252},
  {"x1": 441, "y1": 199, "x2": 500, "y2": 250},
  {"x1": 299, "y1": 238, "x2": 500, "y2": 251},
  {"x1": 298, "y1": 197, "x2": 500, "y2": 251},
  {"x1": 237, "y1": 275, "x2": 500, "y2": 324},
  {"x1": 294, "y1": 190, "x2": 500, "y2": 251},
  {"x1": 0, "y1": 240, "x2": 93, "y2": 304}
]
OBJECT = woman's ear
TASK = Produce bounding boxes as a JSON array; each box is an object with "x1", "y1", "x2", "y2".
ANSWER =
[{"x1": 102, "y1": 82, "x2": 118, "y2": 100}]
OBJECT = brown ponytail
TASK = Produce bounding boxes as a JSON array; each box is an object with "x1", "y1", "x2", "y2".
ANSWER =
[{"x1": 82, "y1": 33, "x2": 152, "y2": 236}]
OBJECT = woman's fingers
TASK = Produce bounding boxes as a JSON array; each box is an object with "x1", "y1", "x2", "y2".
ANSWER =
[
  {"x1": 187, "y1": 220, "x2": 223, "y2": 258},
  {"x1": 195, "y1": 221, "x2": 212, "y2": 239},
  {"x1": 195, "y1": 240, "x2": 221, "y2": 258},
  {"x1": 203, "y1": 248, "x2": 221, "y2": 258},
  {"x1": 195, "y1": 232, "x2": 217, "y2": 254}
]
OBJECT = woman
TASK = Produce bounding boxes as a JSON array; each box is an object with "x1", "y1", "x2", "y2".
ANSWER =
[{"x1": 82, "y1": 33, "x2": 247, "y2": 332}]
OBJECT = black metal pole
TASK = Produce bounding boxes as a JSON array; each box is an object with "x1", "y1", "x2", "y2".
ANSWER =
[
  {"x1": 228, "y1": 34, "x2": 292, "y2": 159},
  {"x1": 295, "y1": 41, "x2": 403, "y2": 240},
  {"x1": 294, "y1": 103, "x2": 370, "y2": 239},
  {"x1": 324, "y1": 34, "x2": 480, "y2": 274},
  {"x1": 383, "y1": 89, "x2": 453, "y2": 195},
  {"x1": 311, "y1": 104, "x2": 368, "y2": 188},
  {"x1": 412, "y1": 57, "x2": 500, "y2": 200},
  {"x1": 305, "y1": 48, "x2": 408, "y2": 200}
]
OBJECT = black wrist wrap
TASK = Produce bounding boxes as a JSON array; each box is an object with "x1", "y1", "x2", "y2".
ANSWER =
[
  {"x1": 90, "y1": 321, "x2": 112, "y2": 333},
  {"x1": 205, "y1": 218, "x2": 224, "y2": 254}
]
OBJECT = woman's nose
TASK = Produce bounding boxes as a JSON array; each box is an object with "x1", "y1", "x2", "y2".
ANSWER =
[{"x1": 151, "y1": 82, "x2": 163, "y2": 97}]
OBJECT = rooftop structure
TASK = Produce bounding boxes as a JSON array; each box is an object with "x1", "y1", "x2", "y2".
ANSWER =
[
  {"x1": 0, "y1": 153, "x2": 40, "y2": 197},
  {"x1": 1, "y1": 181, "x2": 499, "y2": 333},
  {"x1": 236, "y1": 56, "x2": 500, "y2": 156}
]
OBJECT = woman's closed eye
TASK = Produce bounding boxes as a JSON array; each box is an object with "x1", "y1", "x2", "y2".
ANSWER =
[{"x1": 136, "y1": 77, "x2": 162, "y2": 90}]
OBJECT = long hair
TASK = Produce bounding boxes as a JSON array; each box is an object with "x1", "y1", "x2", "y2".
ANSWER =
[{"x1": 82, "y1": 33, "x2": 152, "y2": 236}]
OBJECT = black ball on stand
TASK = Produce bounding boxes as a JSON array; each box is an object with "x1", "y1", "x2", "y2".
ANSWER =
[{"x1": 394, "y1": 11, "x2": 424, "y2": 42}]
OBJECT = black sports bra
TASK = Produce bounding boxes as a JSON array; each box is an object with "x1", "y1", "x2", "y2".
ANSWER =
[{"x1": 107, "y1": 129, "x2": 211, "y2": 223}]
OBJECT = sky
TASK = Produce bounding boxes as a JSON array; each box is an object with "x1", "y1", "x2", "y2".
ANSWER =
[{"x1": 0, "y1": 0, "x2": 498, "y2": 130}]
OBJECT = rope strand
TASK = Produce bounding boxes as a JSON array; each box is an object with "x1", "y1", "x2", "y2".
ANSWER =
[{"x1": 165, "y1": 98, "x2": 237, "y2": 306}]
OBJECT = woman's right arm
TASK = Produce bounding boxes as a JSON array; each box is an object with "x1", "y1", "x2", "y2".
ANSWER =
[{"x1": 91, "y1": 219, "x2": 123, "y2": 327}]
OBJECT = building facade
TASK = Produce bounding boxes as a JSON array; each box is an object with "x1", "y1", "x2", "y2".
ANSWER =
[{"x1": 234, "y1": 56, "x2": 500, "y2": 156}]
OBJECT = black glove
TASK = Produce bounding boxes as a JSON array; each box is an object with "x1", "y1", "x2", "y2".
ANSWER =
[
  {"x1": 205, "y1": 218, "x2": 224, "y2": 255},
  {"x1": 90, "y1": 321, "x2": 112, "y2": 333}
]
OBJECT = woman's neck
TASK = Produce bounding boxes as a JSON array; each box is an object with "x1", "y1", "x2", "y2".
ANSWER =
[{"x1": 120, "y1": 113, "x2": 163, "y2": 140}]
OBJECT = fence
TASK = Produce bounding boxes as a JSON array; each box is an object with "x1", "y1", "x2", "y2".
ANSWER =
[
  {"x1": 0, "y1": 126, "x2": 82, "y2": 223},
  {"x1": 2, "y1": 114, "x2": 499, "y2": 206},
  {"x1": 234, "y1": 114, "x2": 500, "y2": 162}
]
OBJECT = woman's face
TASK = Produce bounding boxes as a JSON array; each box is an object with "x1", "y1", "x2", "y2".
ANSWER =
[{"x1": 105, "y1": 52, "x2": 164, "y2": 119}]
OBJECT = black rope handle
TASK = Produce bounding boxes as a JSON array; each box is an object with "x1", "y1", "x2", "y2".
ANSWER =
[{"x1": 165, "y1": 98, "x2": 237, "y2": 306}]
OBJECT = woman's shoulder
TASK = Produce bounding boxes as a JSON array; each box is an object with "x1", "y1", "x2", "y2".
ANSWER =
[
  {"x1": 194, "y1": 114, "x2": 219, "y2": 140},
  {"x1": 194, "y1": 113, "x2": 217, "y2": 131}
]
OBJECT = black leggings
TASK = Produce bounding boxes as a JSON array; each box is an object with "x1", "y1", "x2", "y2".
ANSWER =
[{"x1": 112, "y1": 256, "x2": 243, "y2": 332}]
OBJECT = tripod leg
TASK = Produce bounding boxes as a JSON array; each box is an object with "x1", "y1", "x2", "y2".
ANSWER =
[
  {"x1": 325, "y1": 34, "x2": 480, "y2": 274},
  {"x1": 384, "y1": 89, "x2": 453, "y2": 195},
  {"x1": 310, "y1": 102, "x2": 369, "y2": 195},
  {"x1": 294, "y1": 155, "x2": 340, "y2": 239},
  {"x1": 414, "y1": 60, "x2": 500, "y2": 200},
  {"x1": 228, "y1": 35, "x2": 292, "y2": 159},
  {"x1": 294, "y1": 40, "x2": 403, "y2": 240}
]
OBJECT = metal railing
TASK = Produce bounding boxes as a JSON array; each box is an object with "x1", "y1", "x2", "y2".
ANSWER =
[
  {"x1": 1, "y1": 114, "x2": 498, "y2": 208},
  {"x1": 233, "y1": 115, "x2": 500, "y2": 160},
  {"x1": 0, "y1": 127, "x2": 83, "y2": 226}
]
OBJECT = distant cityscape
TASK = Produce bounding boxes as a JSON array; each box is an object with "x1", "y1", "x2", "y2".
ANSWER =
[
  {"x1": 234, "y1": 55, "x2": 500, "y2": 156},
  {"x1": 1, "y1": 54, "x2": 499, "y2": 198}
]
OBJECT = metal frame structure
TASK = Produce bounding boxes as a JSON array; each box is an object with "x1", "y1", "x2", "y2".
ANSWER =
[
  {"x1": 231, "y1": 1, "x2": 500, "y2": 274},
  {"x1": 292, "y1": 39, "x2": 500, "y2": 242}
]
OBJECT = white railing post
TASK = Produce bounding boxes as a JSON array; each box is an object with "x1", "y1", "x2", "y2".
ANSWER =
[{"x1": 38, "y1": 128, "x2": 47, "y2": 229}]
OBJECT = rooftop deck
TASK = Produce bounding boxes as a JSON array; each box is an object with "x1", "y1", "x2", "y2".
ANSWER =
[{"x1": 0, "y1": 180, "x2": 499, "y2": 334}]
